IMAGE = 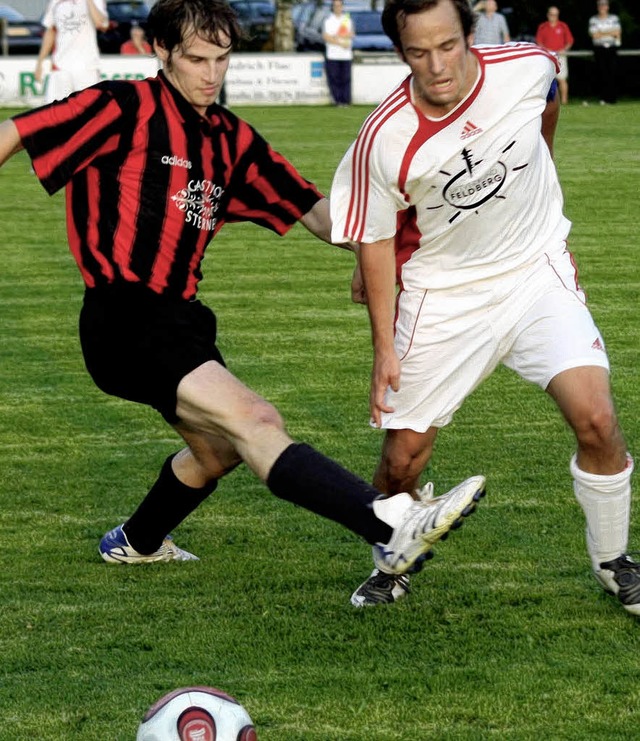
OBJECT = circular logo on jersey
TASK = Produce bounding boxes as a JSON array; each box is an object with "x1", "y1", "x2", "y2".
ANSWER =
[{"x1": 443, "y1": 161, "x2": 507, "y2": 210}]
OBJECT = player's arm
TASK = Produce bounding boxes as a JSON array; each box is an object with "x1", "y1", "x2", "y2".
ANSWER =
[
  {"x1": 299, "y1": 197, "x2": 332, "y2": 243},
  {"x1": 541, "y1": 81, "x2": 559, "y2": 158},
  {"x1": 87, "y1": 0, "x2": 109, "y2": 31},
  {"x1": 0, "y1": 119, "x2": 24, "y2": 167},
  {"x1": 299, "y1": 197, "x2": 358, "y2": 252},
  {"x1": 34, "y1": 26, "x2": 56, "y2": 83},
  {"x1": 360, "y1": 238, "x2": 398, "y2": 427}
]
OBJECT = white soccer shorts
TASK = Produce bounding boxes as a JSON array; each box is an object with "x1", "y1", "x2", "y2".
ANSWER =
[
  {"x1": 46, "y1": 68, "x2": 101, "y2": 104},
  {"x1": 380, "y1": 250, "x2": 610, "y2": 432}
]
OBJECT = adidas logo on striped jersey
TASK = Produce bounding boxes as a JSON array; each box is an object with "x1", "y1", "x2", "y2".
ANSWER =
[
  {"x1": 460, "y1": 120, "x2": 483, "y2": 140},
  {"x1": 161, "y1": 154, "x2": 192, "y2": 169}
]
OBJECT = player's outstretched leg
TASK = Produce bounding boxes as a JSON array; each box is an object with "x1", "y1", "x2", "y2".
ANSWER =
[
  {"x1": 351, "y1": 476, "x2": 486, "y2": 607},
  {"x1": 99, "y1": 524, "x2": 199, "y2": 564}
]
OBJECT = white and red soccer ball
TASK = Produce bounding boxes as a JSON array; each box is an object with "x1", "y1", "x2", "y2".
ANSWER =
[{"x1": 137, "y1": 686, "x2": 257, "y2": 741}]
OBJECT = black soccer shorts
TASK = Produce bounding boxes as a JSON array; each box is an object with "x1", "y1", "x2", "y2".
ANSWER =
[{"x1": 79, "y1": 283, "x2": 225, "y2": 424}]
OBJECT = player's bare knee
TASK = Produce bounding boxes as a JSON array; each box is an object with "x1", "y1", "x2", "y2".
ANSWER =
[
  {"x1": 383, "y1": 450, "x2": 423, "y2": 486},
  {"x1": 249, "y1": 398, "x2": 285, "y2": 434},
  {"x1": 573, "y1": 401, "x2": 620, "y2": 450}
]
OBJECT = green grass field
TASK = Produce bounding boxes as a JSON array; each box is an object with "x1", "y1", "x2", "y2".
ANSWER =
[{"x1": 0, "y1": 101, "x2": 639, "y2": 740}]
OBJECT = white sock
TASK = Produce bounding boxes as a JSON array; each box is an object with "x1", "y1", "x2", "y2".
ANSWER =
[
  {"x1": 571, "y1": 453, "x2": 633, "y2": 572},
  {"x1": 373, "y1": 492, "x2": 413, "y2": 529}
]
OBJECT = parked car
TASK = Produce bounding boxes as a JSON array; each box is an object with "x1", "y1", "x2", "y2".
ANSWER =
[
  {"x1": 351, "y1": 10, "x2": 394, "y2": 51},
  {"x1": 0, "y1": 4, "x2": 43, "y2": 55},
  {"x1": 295, "y1": 4, "x2": 393, "y2": 53},
  {"x1": 229, "y1": 0, "x2": 275, "y2": 51},
  {"x1": 98, "y1": 0, "x2": 150, "y2": 54}
]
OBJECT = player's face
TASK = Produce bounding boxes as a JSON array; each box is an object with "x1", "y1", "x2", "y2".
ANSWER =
[
  {"x1": 156, "y1": 30, "x2": 231, "y2": 115},
  {"x1": 397, "y1": 0, "x2": 477, "y2": 116}
]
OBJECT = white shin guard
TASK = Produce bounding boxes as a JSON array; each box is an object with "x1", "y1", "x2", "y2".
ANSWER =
[{"x1": 571, "y1": 453, "x2": 633, "y2": 572}]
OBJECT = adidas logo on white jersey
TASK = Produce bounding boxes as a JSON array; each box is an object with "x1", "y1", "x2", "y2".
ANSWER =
[{"x1": 461, "y1": 120, "x2": 483, "y2": 140}]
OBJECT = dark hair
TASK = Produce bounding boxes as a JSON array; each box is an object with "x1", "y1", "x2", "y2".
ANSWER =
[
  {"x1": 148, "y1": 0, "x2": 244, "y2": 53},
  {"x1": 382, "y1": 0, "x2": 476, "y2": 49}
]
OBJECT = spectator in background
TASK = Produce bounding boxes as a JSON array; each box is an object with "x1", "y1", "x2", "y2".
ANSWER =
[
  {"x1": 536, "y1": 6, "x2": 574, "y2": 105},
  {"x1": 472, "y1": 0, "x2": 509, "y2": 45},
  {"x1": 121, "y1": 22, "x2": 152, "y2": 55},
  {"x1": 589, "y1": 0, "x2": 621, "y2": 105},
  {"x1": 35, "y1": 0, "x2": 109, "y2": 104},
  {"x1": 322, "y1": 0, "x2": 354, "y2": 106}
]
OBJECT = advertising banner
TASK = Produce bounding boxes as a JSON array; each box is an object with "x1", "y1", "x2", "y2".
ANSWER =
[{"x1": 0, "y1": 53, "x2": 407, "y2": 108}]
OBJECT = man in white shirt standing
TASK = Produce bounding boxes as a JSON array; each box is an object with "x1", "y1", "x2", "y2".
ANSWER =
[
  {"x1": 589, "y1": 0, "x2": 622, "y2": 104},
  {"x1": 330, "y1": 0, "x2": 640, "y2": 616},
  {"x1": 35, "y1": 0, "x2": 109, "y2": 104},
  {"x1": 322, "y1": 0, "x2": 354, "y2": 106},
  {"x1": 472, "y1": 0, "x2": 509, "y2": 44}
]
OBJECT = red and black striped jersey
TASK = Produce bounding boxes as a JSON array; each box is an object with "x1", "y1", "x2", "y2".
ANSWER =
[{"x1": 14, "y1": 71, "x2": 323, "y2": 300}]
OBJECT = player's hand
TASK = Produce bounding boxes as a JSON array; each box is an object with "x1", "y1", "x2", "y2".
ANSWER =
[
  {"x1": 351, "y1": 262, "x2": 366, "y2": 304},
  {"x1": 370, "y1": 350, "x2": 400, "y2": 427}
]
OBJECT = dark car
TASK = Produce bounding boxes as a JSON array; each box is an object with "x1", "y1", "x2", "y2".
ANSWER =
[
  {"x1": 0, "y1": 4, "x2": 44, "y2": 55},
  {"x1": 351, "y1": 10, "x2": 393, "y2": 51},
  {"x1": 229, "y1": 0, "x2": 275, "y2": 51},
  {"x1": 98, "y1": 0, "x2": 151, "y2": 54},
  {"x1": 296, "y1": 4, "x2": 393, "y2": 53}
]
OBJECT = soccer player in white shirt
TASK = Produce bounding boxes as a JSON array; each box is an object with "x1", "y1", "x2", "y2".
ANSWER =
[
  {"x1": 35, "y1": 0, "x2": 109, "y2": 104},
  {"x1": 331, "y1": 0, "x2": 640, "y2": 614}
]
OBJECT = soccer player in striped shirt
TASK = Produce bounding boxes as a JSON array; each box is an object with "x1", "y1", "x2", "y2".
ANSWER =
[
  {"x1": 331, "y1": 0, "x2": 640, "y2": 613},
  {"x1": 0, "y1": 0, "x2": 486, "y2": 589}
]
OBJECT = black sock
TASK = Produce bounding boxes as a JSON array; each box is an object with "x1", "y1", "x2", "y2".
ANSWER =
[
  {"x1": 266, "y1": 443, "x2": 392, "y2": 545},
  {"x1": 123, "y1": 454, "x2": 217, "y2": 554}
]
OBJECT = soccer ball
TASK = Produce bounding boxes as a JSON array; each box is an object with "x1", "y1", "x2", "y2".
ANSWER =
[{"x1": 136, "y1": 686, "x2": 257, "y2": 741}]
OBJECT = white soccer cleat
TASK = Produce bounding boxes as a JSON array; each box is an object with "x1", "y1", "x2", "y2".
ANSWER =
[
  {"x1": 99, "y1": 524, "x2": 199, "y2": 564},
  {"x1": 595, "y1": 554, "x2": 640, "y2": 616},
  {"x1": 372, "y1": 475, "x2": 486, "y2": 575},
  {"x1": 415, "y1": 481, "x2": 435, "y2": 502},
  {"x1": 350, "y1": 568, "x2": 412, "y2": 607}
]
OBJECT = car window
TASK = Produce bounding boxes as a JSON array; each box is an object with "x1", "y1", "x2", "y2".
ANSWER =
[
  {"x1": 107, "y1": 1, "x2": 150, "y2": 22},
  {"x1": 0, "y1": 5, "x2": 25, "y2": 21},
  {"x1": 352, "y1": 11, "x2": 383, "y2": 34}
]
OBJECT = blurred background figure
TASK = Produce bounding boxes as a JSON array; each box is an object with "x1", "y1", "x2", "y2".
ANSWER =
[
  {"x1": 589, "y1": 0, "x2": 621, "y2": 104},
  {"x1": 120, "y1": 21, "x2": 152, "y2": 55},
  {"x1": 472, "y1": 0, "x2": 510, "y2": 45},
  {"x1": 536, "y1": 6, "x2": 574, "y2": 105},
  {"x1": 322, "y1": 0, "x2": 354, "y2": 106},
  {"x1": 35, "y1": 0, "x2": 109, "y2": 104}
]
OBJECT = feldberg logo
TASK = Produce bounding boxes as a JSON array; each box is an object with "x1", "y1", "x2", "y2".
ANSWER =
[{"x1": 162, "y1": 154, "x2": 192, "y2": 169}]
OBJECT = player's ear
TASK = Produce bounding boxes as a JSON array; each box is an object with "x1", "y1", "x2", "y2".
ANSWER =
[{"x1": 154, "y1": 39, "x2": 170, "y2": 64}]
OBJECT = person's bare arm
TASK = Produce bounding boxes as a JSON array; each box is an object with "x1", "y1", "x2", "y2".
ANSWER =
[
  {"x1": 360, "y1": 238, "x2": 398, "y2": 427},
  {"x1": 299, "y1": 197, "x2": 332, "y2": 243},
  {"x1": 87, "y1": 0, "x2": 109, "y2": 31},
  {"x1": 299, "y1": 197, "x2": 358, "y2": 253},
  {"x1": 541, "y1": 88, "x2": 559, "y2": 158},
  {"x1": 0, "y1": 119, "x2": 24, "y2": 167},
  {"x1": 35, "y1": 26, "x2": 56, "y2": 83}
]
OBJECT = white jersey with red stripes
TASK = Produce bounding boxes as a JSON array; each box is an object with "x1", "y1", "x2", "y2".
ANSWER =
[{"x1": 330, "y1": 43, "x2": 570, "y2": 292}]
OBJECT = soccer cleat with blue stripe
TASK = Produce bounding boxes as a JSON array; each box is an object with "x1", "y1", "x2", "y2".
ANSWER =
[
  {"x1": 372, "y1": 475, "x2": 486, "y2": 576},
  {"x1": 99, "y1": 524, "x2": 199, "y2": 564}
]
